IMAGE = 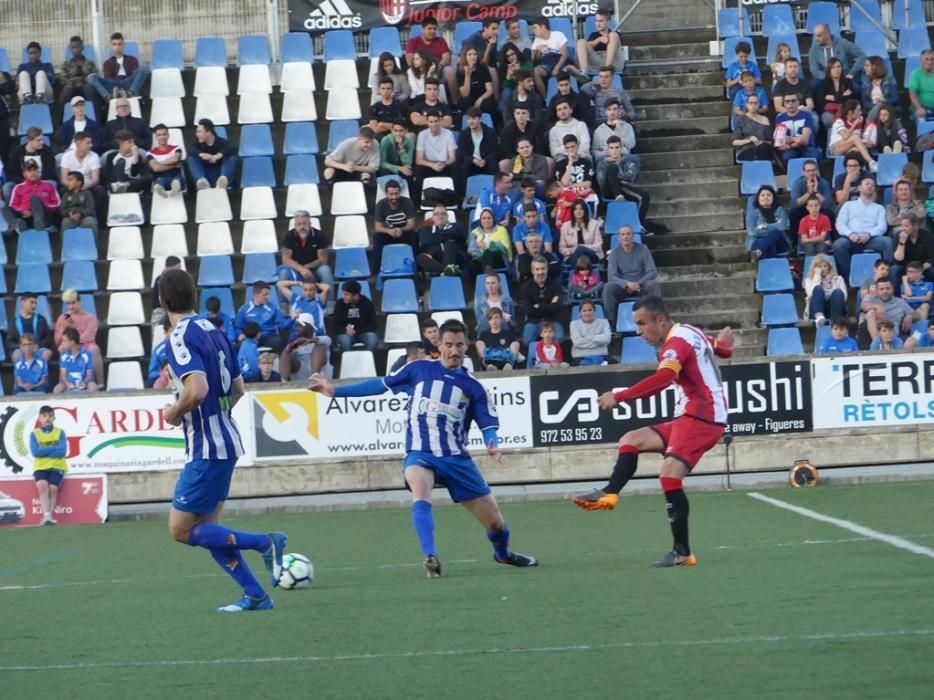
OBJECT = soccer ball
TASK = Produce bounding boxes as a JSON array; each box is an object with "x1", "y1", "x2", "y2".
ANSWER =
[{"x1": 277, "y1": 553, "x2": 314, "y2": 590}]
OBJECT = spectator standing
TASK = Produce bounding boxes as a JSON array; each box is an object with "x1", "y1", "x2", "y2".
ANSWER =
[
  {"x1": 771, "y1": 58, "x2": 814, "y2": 114},
  {"x1": 580, "y1": 67, "x2": 635, "y2": 126},
  {"x1": 89, "y1": 32, "x2": 149, "y2": 99},
  {"x1": 808, "y1": 23, "x2": 865, "y2": 81},
  {"x1": 909, "y1": 49, "x2": 934, "y2": 121},
  {"x1": 746, "y1": 185, "x2": 790, "y2": 261},
  {"x1": 276, "y1": 210, "x2": 333, "y2": 302},
  {"x1": 530, "y1": 17, "x2": 569, "y2": 97},
  {"x1": 570, "y1": 300, "x2": 612, "y2": 366},
  {"x1": 774, "y1": 95, "x2": 819, "y2": 163},
  {"x1": 602, "y1": 226, "x2": 661, "y2": 324},
  {"x1": 414, "y1": 110, "x2": 457, "y2": 205},
  {"x1": 187, "y1": 118, "x2": 236, "y2": 190},
  {"x1": 592, "y1": 99, "x2": 636, "y2": 161},
  {"x1": 817, "y1": 317, "x2": 859, "y2": 353},
  {"x1": 330, "y1": 280, "x2": 379, "y2": 353},
  {"x1": 378, "y1": 120, "x2": 415, "y2": 183},
  {"x1": 235, "y1": 282, "x2": 292, "y2": 353},
  {"x1": 368, "y1": 78, "x2": 405, "y2": 138},
  {"x1": 54, "y1": 327, "x2": 100, "y2": 393},
  {"x1": 804, "y1": 254, "x2": 847, "y2": 326},
  {"x1": 417, "y1": 203, "x2": 464, "y2": 277},
  {"x1": 16, "y1": 42, "x2": 55, "y2": 104},
  {"x1": 5, "y1": 162, "x2": 60, "y2": 233},
  {"x1": 817, "y1": 58, "x2": 855, "y2": 130},
  {"x1": 146, "y1": 124, "x2": 185, "y2": 196},
  {"x1": 559, "y1": 197, "x2": 603, "y2": 267},
  {"x1": 457, "y1": 107, "x2": 499, "y2": 189},
  {"x1": 54, "y1": 289, "x2": 103, "y2": 383},
  {"x1": 59, "y1": 36, "x2": 98, "y2": 105},
  {"x1": 7, "y1": 294, "x2": 53, "y2": 362},
  {"x1": 108, "y1": 130, "x2": 152, "y2": 193},
  {"x1": 57, "y1": 96, "x2": 102, "y2": 153},
  {"x1": 404, "y1": 18, "x2": 451, "y2": 68},
  {"x1": 30, "y1": 406, "x2": 67, "y2": 525},
  {"x1": 14, "y1": 334, "x2": 50, "y2": 394},
  {"x1": 521, "y1": 258, "x2": 565, "y2": 346},
  {"x1": 833, "y1": 177, "x2": 891, "y2": 278},
  {"x1": 373, "y1": 179, "x2": 418, "y2": 273},
  {"x1": 102, "y1": 96, "x2": 151, "y2": 150},
  {"x1": 574, "y1": 9, "x2": 624, "y2": 76},
  {"x1": 323, "y1": 126, "x2": 379, "y2": 186}
]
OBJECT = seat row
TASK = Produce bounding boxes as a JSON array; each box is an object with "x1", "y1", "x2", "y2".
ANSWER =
[{"x1": 719, "y1": 0, "x2": 927, "y2": 38}]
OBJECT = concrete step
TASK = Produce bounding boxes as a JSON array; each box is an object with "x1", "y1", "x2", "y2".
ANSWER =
[
  {"x1": 660, "y1": 274, "x2": 756, "y2": 299},
  {"x1": 648, "y1": 229, "x2": 745, "y2": 249},
  {"x1": 628, "y1": 85, "x2": 726, "y2": 104},
  {"x1": 627, "y1": 42, "x2": 713, "y2": 62},
  {"x1": 624, "y1": 59, "x2": 723, "y2": 76},
  {"x1": 623, "y1": 71, "x2": 723, "y2": 90},
  {"x1": 635, "y1": 101, "x2": 728, "y2": 121},
  {"x1": 638, "y1": 165, "x2": 740, "y2": 185},
  {"x1": 616, "y1": 1, "x2": 716, "y2": 33},
  {"x1": 641, "y1": 179, "x2": 739, "y2": 200},
  {"x1": 649, "y1": 197, "x2": 746, "y2": 217},
  {"x1": 635, "y1": 133, "x2": 733, "y2": 153},
  {"x1": 646, "y1": 212, "x2": 744, "y2": 233},
  {"x1": 663, "y1": 304, "x2": 761, "y2": 331},
  {"x1": 636, "y1": 115, "x2": 729, "y2": 137},
  {"x1": 638, "y1": 148, "x2": 736, "y2": 172},
  {"x1": 651, "y1": 244, "x2": 749, "y2": 266}
]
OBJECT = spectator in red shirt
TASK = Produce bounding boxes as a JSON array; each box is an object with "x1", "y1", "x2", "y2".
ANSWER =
[
  {"x1": 5, "y1": 162, "x2": 60, "y2": 233},
  {"x1": 405, "y1": 18, "x2": 451, "y2": 69}
]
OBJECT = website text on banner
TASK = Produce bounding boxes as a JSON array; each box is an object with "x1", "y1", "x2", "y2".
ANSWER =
[
  {"x1": 0, "y1": 396, "x2": 253, "y2": 476},
  {"x1": 811, "y1": 354, "x2": 934, "y2": 430},
  {"x1": 0, "y1": 475, "x2": 107, "y2": 527},
  {"x1": 252, "y1": 376, "x2": 532, "y2": 461},
  {"x1": 289, "y1": 0, "x2": 611, "y2": 33},
  {"x1": 530, "y1": 361, "x2": 812, "y2": 448}
]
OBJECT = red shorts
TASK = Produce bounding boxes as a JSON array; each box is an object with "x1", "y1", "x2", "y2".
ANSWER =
[{"x1": 650, "y1": 415, "x2": 725, "y2": 470}]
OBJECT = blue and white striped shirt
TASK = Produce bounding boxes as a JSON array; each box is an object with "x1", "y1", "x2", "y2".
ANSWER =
[
  {"x1": 167, "y1": 315, "x2": 244, "y2": 462},
  {"x1": 383, "y1": 359, "x2": 498, "y2": 458}
]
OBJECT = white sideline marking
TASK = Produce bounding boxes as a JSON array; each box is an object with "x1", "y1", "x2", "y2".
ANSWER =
[
  {"x1": 2, "y1": 628, "x2": 933, "y2": 672},
  {"x1": 748, "y1": 492, "x2": 934, "y2": 560}
]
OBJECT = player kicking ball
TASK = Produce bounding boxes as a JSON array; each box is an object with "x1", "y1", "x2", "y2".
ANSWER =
[
  {"x1": 308, "y1": 319, "x2": 537, "y2": 578},
  {"x1": 572, "y1": 296, "x2": 733, "y2": 568},
  {"x1": 160, "y1": 268, "x2": 287, "y2": 612}
]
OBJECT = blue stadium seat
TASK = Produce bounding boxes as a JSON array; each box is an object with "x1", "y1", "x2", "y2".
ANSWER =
[
  {"x1": 762, "y1": 4, "x2": 796, "y2": 36},
  {"x1": 0, "y1": 239, "x2": 6, "y2": 264},
  {"x1": 740, "y1": 161, "x2": 777, "y2": 195},
  {"x1": 335, "y1": 247, "x2": 371, "y2": 280},
  {"x1": 452, "y1": 21, "x2": 482, "y2": 55},
  {"x1": 327, "y1": 120, "x2": 359, "y2": 153},
  {"x1": 717, "y1": 7, "x2": 751, "y2": 38},
  {"x1": 904, "y1": 56, "x2": 921, "y2": 87},
  {"x1": 923, "y1": 151, "x2": 934, "y2": 183},
  {"x1": 0, "y1": 48, "x2": 9, "y2": 73},
  {"x1": 877, "y1": 152, "x2": 909, "y2": 186},
  {"x1": 545, "y1": 75, "x2": 579, "y2": 101},
  {"x1": 721, "y1": 37, "x2": 756, "y2": 69},
  {"x1": 621, "y1": 336, "x2": 657, "y2": 364},
  {"x1": 0, "y1": 270, "x2": 7, "y2": 293},
  {"x1": 16, "y1": 230, "x2": 52, "y2": 264},
  {"x1": 881, "y1": 186, "x2": 893, "y2": 205},
  {"x1": 21, "y1": 45, "x2": 52, "y2": 64},
  {"x1": 17, "y1": 104, "x2": 53, "y2": 135},
  {"x1": 766, "y1": 35, "x2": 802, "y2": 64},
  {"x1": 152, "y1": 39, "x2": 184, "y2": 70},
  {"x1": 604, "y1": 201, "x2": 641, "y2": 235},
  {"x1": 283, "y1": 122, "x2": 319, "y2": 155},
  {"x1": 767, "y1": 328, "x2": 804, "y2": 356},
  {"x1": 61, "y1": 228, "x2": 98, "y2": 262},
  {"x1": 805, "y1": 2, "x2": 841, "y2": 34},
  {"x1": 61, "y1": 260, "x2": 98, "y2": 292},
  {"x1": 240, "y1": 157, "x2": 276, "y2": 188},
  {"x1": 338, "y1": 280, "x2": 372, "y2": 299},
  {"x1": 323, "y1": 30, "x2": 356, "y2": 62},
  {"x1": 284, "y1": 155, "x2": 320, "y2": 185},
  {"x1": 760, "y1": 293, "x2": 798, "y2": 326},
  {"x1": 238, "y1": 35, "x2": 272, "y2": 65},
  {"x1": 109, "y1": 41, "x2": 139, "y2": 59},
  {"x1": 850, "y1": 0, "x2": 883, "y2": 33},
  {"x1": 785, "y1": 158, "x2": 809, "y2": 187},
  {"x1": 898, "y1": 27, "x2": 930, "y2": 59},
  {"x1": 855, "y1": 31, "x2": 888, "y2": 60},
  {"x1": 891, "y1": 0, "x2": 925, "y2": 30},
  {"x1": 195, "y1": 37, "x2": 227, "y2": 67},
  {"x1": 756, "y1": 258, "x2": 794, "y2": 293},
  {"x1": 368, "y1": 27, "x2": 402, "y2": 58},
  {"x1": 280, "y1": 32, "x2": 314, "y2": 63},
  {"x1": 813, "y1": 324, "x2": 832, "y2": 352},
  {"x1": 0, "y1": 303, "x2": 7, "y2": 332},
  {"x1": 615, "y1": 302, "x2": 637, "y2": 334},
  {"x1": 380, "y1": 244, "x2": 415, "y2": 278},
  {"x1": 849, "y1": 252, "x2": 881, "y2": 287},
  {"x1": 549, "y1": 19, "x2": 575, "y2": 61},
  {"x1": 197, "y1": 255, "x2": 234, "y2": 286},
  {"x1": 462, "y1": 174, "x2": 493, "y2": 209},
  {"x1": 831, "y1": 155, "x2": 846, "y2": 181},
  {"x1": 242, "y1": 252, "x2": 277, "y2": 283},
  {"x1": 428, "y1": 277, "x2": 466, "y2": 311},
  {"x1": 381, "y1": 278, "x2": 419, "y2": 313},
  {"x1": 199, "y1": 287, "x2": 235, "y2": 317},
  {"x1": 15, "y1": 263, "x2": 51, "y2": 294},
  {"x1": 239, "y1": 124, "x2": 274, "y2": 157}
]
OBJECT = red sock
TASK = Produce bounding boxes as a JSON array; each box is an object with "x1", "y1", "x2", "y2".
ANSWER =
[{"x1": 660, "y1": 476, "x2": 683, "y2": 493}]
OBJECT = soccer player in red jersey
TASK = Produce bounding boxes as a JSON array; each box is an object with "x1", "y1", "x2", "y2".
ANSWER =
[{"x1": 573, "y1": 296, "x2": 733, "y2": 568}]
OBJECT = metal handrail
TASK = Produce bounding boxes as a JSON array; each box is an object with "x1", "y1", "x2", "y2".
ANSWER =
[{"x1": 614, "y1": 0, "x2": 648, "y2": 32}]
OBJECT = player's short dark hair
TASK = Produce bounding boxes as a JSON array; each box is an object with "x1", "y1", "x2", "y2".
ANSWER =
[
  {"x1": 63, "y1": 327, "x2": 81, "y2": 344},
  {"x1": 425, "y1": 77, "x2": 440, "y2": 87},
  {"x1": 804, "y1": 194, "x2": 820, "y2": 205},
  {"x1": 20, "y1": 332, "x2": 35, "y2": 344},
  {"x1": 532, "y1": 17, "x2": 550, "y2": 30},
  {"x1": 596, "y1": 8, "x2": 613, "y2": 19},
  {"x1": 21, "y1": 292, "x2": 37, "y2": 300},
  {"x1": 555, "y1": 72, "x2": 571, "y2": 83},
  {"x1": 159, "y1": 268, "x2": 197, "y2": 314},
  {"x1": 425, "y1": 108, "x2": 442, "y2": 120},
  {"x1": 523, "y1": 203, "x2": 539, "y2": 214},
  {"x1": 27, "y1": 41, "x2": 41, "y2": 52},
  {"x1": 553, "y1": 97, "x2": 571, "y2": 110},
  {"x1": 421, "y1": 17, "x2": 438, "y2": 27},
  {"x1": 831, "y1": 317, "x2": 849, "y2": 329},
  {"x1": 205, "y1": 295, "x2": 221, "y2": 314},
  {"x1": 907, "y1": 260, "x2": 925, "y2": 271},
  {"x1": 73, "y1": 131, "x2": 91, "y2": 142},
  {"x1": 873, "y1": 258, "x2": 890, "y2": 269},
  {"x1": 482, "y1": 17, "x2": 499, "y2": 28},
  {"x1": 243, "y1": 321, "x2": 260, "y2": 339},
  {"x1": 25, "y1": 126, "x2": 43, "y2": 140},
  {"x1": 69, "y1": 36, "x2": 83, "y2": 44},
  {"x1": 378, "y1": 76, "x2": 394, "y2": 87},
  {"x1": 39, "y1": 405, "x2": 54, "y2": 415},
  {"x1": 633, "y1": 295, "x2": 669, "y2": 319},
  {"x1": 494, "y1": 171, "x2": 512, "y2": 185},
  {"x1": 114, "y1": 129, "x2": 134, "y2": 144},
  {"x1": 604, "y1": 97, "x2": 620, "y2": 109},
  {"x1": 405, "y1": 341, "x2": 423, "y2": 357},
  {"x1": 486, "y1": 307, "x2": 503, "y2": 320},
  {"x1": 439, "y1": 319, "x2": 467, "y2": 338},
  {"x1": 421, "y1": 318, "x2": 439, "y2": 330},
  {"x1": 197, "y1": 118, "x2": 216, "y2": 135},
  {"x1": 515, "y1": 69, "x2": 532, "y2": 82}
]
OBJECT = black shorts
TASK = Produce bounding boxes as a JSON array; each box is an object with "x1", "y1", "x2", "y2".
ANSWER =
[{"x1": 33, "y1": 469, "x2": 65, "y2": 487}]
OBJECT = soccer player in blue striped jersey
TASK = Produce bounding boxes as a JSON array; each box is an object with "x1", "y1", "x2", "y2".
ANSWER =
[
  {"x1": 160, "y1": 268, "x2": 287, "y2": 612},
  {"x1": 309, "y1": 319, "x2": 537, "y2": 578}
]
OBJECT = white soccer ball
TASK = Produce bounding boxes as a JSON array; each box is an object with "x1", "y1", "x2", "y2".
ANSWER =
[{"x1": 278, "y1": 553, "x2": 314, "y2": 590}]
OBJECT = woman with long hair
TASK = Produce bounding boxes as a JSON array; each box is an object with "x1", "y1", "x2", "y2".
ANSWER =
[
  {"x1": 407, "y1": 48, "x2": 446, "y2": 103},
  {"x1": 817, "y1": 57, "x2": 854, "y2": 130},
  {"x1": 467, "y1": 207, "x2": 513, "y2": 279},
  {"x1": 455, "y1": 46, "x2": 494, "y2": 113},
  {"x1": 860, "y1": 55, "x2": 899, "y2": 121},
  {"x1": 827, "y1": 99, "x2": 877, "y2": 171},
  {"x1": 732, "y1": 93, "x2": 773, "y2": 161},
  {"x1": 745, "y1": 184, "x2": 790, "y2": 261},
  {"x1": 368, "y1": 51, "x2": 409, "y2": 104},
  {"x1": 804, "y1": 253, "x2": 847, "y2": 326},
  {"x1": 559, "y1": 198, "x2": 604, "y2": 267},
  {"x1": 475, "y1": 271, "x2": 516, "y2": 334}
]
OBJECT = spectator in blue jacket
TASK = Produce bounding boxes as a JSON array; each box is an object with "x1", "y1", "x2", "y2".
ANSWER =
[
  {"x1": 235, "y1": 282, "x2": 291, "y2": 353},
  {"x1": 817, "y1": 317, "x2": 859, "y2": 353},
  {"x1": 203, "y1": 295, "x2": 237, "y2": 345},
  {"x1": 860, "y1": 56, "x2": 900, "y2": 120},
  {"x1": 808, "y1": 24, "x2": 865, "y2": 82},
  {"x1": 146, "y1": 319, "x2": 171, "y2": 388},
  {"x1": 16, "y1": 42, "x2": 55, "y2": 104},
  {"x1": 237, "y1": 322, "x2": 261, "y2": 381},
  {"x1": 473, "y1": 171, "x2": 514, "y2": 228}
]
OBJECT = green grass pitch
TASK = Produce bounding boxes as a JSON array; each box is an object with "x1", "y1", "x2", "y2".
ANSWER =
[{"x1": 2, "y1": 481, "x2": 934, "y2": 699}]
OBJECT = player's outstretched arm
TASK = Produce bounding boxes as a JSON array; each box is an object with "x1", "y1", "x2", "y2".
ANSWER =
[
  {"x1": 599, "y1": 367, "x2": 678, "y2": 411},
  {"x1": 482, "y1": 427, "x2": 502, "y2": 463},
  {"x1": 307, "y1": 374, "x2": 334, "y2": 396},
  {"x1": 308, "y1": 375, "x2": 388, "y2": 398},
  {"x1": 714, "y1": 326, "x2": 734, "y2": 358}
]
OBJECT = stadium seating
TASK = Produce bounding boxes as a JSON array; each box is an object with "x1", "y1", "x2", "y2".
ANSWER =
[
  {"x1": 21, "y1": 44, "x2": 52, "y2": 64},
  {"x1": 150, "y1": 191, "x2": 189, "y2": 226},
  {"x1": 325, "y1": 60, "x2": 359, "y2": 90},
  {"x1": 756, "y1": 259, "x2": 794, "y2": 293},
  {"x1": 238, "y1": 92, "x2": 274, "y2": 124},
  {"x1": 431, "y1": 311, "x2": 464, "y2": 325},
  {"x1": 324, "y1": 30, "x2": 356, "y2": 61},
  {"x1": 850, "y1": 0, "x2": 883, "y2": 33},
  {"x1": 197, "y1": 222, "x2": 235, "y2": 256},
  {"x1": 149, "y1": 97, "x2": 185, "y2": 128},
  {"x1": 107, "y1": 292, "x2": 146, "y2": 325},
  {"x1": 281, "y1": 62, "x2": 316, "y2": 93},
  {"x1": 0, "y1": 48, "x2": 10, "y2": 74},
  {"x1": 197, "y1": 255, "x2": 235, "y2": 287},
  {"x1": 334, "y1": 248, "x2": 371, "y2": 280},
  {"x1": 281, "y1": 32, "x2": 314, "y2": 62},
  {"x1": 61, "y1": 261, "x2": 98, "y2": 291},
  {"x1": 241, "y1": 220, "x2": 279, "y2": 254},
  {"x1": 283, "y1": 122, "x2": 320, "y2": 156},
  {"x1": 891, "y1": 0, "x2": 925, "y2": 30},
  {"x1": 384, "y1": 314, "x2": 421, "y2": 344},
  {"x1": 428, "y1": 277, "x2": 467, "y2": 311},
  {"x1": 379, "y1": 244, "x2": 415, "y2": 278},
  {"x1": 284, "y1": 155, "x2": 319, "y2": 185},
  {"x1": 332, "y1": 216, "x2": 369, "y2": 249},
  {"x1": 762, "y1": 3, "x2": 796, "y2": 36},
  {"x1": 604, "y1": 201, "x2": 641, "y2": 234},
  {"x1": 152, "y1": 39, "x2": 184, "y2": 70},
  {"x1": 107, "y1": 260, "x2": 145, "y2": 291},
  {"x1": 381, "y1": 279, "x2": 419, "y2": 313},
  {"x1": 805, "y1": 2, "x2": 841, "y2": 34},
  {"x1": 760, "y1": 293, "x2": 799, "y2": 326},
  {"x1": 193, "y1": 65, "x2": 229, "y2": 96},
  {"x1": 285, "y1": 184, "x2": 323, "y2": 217},
  {"x1": 238, "y1": 35, "x2": 271, "y2": 65},
  {"x1": 813, "y1": 324, "x2": 832, "y2": 352},
  {"x1": 384, "y1": 348, "x2": 406, "y2": 374},
  {"x1": 898, "y1": 27, "x2": 931, "y2": 59},
  {"x1": 194, "y1": 94, "x2": 230, "y2": 125},
  {"x1": 615, "y1": 302, "x2": 637, "y2": 334},
  {"x1": 17, "y1": 104, "x2": 53, "y2": 135},
  {"x1": 766, "y1": 35, "x2": 802, "y2": 64},
  {"x1": 368, "y1": 27, "x2": 401, "y2": 57},
  {"x1": 107, "y1": 326, "x2": 145, "y2": 359},
  {"x1": 281, "y1": 91, "x2": 317, "y2": 122},
  {"x1": 855, "y1": 30, "x2": 888, "y2": 58},
  {"x1": 721, "y1": 37, "x2": 756, "y2": 69},
  {"x1": 717, "y1": 7, "x2": 751, "y2": 38},
  {"x1": 149, "y1": 224, "x2": 188, "y2": 259},
  {"x1": 620, "y1": 336, "x2": 657, "y2": 364},
  {"x1": 339, "y1": 351, "x2": 377, "y2": 379},
  {"x1": 326, "y1": 88, "x2": 362, "y2": 120},
  {"x1": 107, "y1": 227, "x2": 145, "y2": 260},
  {"x1": 195, "y1": 188, "x2": 233, "y2": 224},
  {"x1": 849, "y1": 252, "x2": 881, "y2": 287},
  {"x1": 740, "y1": 161, "x2": 777, "y2": 195},
  {"x1": 150, "y1": 69, "x2": 186, "y2": 99},
  {"x1": 239, "y1": 124, "x2": 275, "y2": 157},
  {"x1": 16, "y1": 230, "x2": 52, "y2": 264},
  {"x1": 240, "y1": 158, "x2": 277, "y2": 188},
  {"x1": 15, "y1": 263, "x2": 52, "y2": 294},
  {"x1": 331, "y1": 182, "x2": 368, "y2": 216},
  {"x1": 107, "y1": 361, "x2": 145, "y2": 390},
  {"x1": 199, "y1": 288, "x2": 236, "y2": 317},
  {"x1": 195, "y1": 37, "x2": 227, "y2": 67},
  {"x1": 242, "y1": 253, "x2": 278, "y2": 283},
  {"x1": 462, "y1": 175, "x2": 493, "y2": 209},
  {"x1": 767, "y1": 328, "x2": 804, "y2": 356},
  {"x1": 452, "y1": 22, "x2": 482, "y2": 55}
]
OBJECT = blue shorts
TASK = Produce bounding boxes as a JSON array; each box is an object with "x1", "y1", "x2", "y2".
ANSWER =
[
  {"x1": 538, "y1": 54, "x2": 561, "y2": 74},
  {"x1": 172, "y1": 458, "x2": 237, "y2": 514},
  {"x1": 403, "y1": 451, "x2": 491, "y2": 503},
  {"x1": 33, "y1": 469, "x2": 64, "y2": 487},
  {"x1": 277, "y1": 264, "x2": 303, "y2": 282}
]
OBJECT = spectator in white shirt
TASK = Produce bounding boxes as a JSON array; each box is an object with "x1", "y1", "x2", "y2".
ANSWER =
[
  {"x1": 548, "y1": 98, "x2": 591, "y2": 159},
  {"x1": 832, "y1": 176, "x2": 892, "y2": 279},
  {"x1": 414, "y1": 109, "x2": 457, "y2": 205}
]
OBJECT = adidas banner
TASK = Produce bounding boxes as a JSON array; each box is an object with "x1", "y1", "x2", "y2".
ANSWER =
[{"x1": 289, "y1": 0, "x2": 611, "y2": 33}]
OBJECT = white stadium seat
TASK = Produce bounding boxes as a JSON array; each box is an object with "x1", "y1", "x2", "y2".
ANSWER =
[
  {"x1": 106, "y1": 291, "x2": 146, "y2": 326},
  {"x1": 150, "y1": 224, "x2": 189, "y2": 258},
  {"x1": 195, "y1": 188, "x2": 233, "y2": 224},
  {"x1": 106, "y1": 226, "x2": 144, "y2": 260},
  {"x1": 196, "y1": 222, "x2": 235, "y2": 256},
  {"x1": 107, "y1": 259, "x2": 145, "y2": 291}
]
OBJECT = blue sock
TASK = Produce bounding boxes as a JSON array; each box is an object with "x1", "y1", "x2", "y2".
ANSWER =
[
  {"x1": 188, "y1": 523, "x2": 270, "y2": 552},
  {"x1": 208, "y1": 546, "x2": 266, "y2": 599},
  {"x1": 411, "y1": 500, "x2": 437, "y2": 557},
  {"x1": 487, "y1": 524, "x2": 510, "y2": 559}
]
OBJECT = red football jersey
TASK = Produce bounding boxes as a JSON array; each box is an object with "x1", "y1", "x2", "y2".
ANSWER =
[{"x1": 657, "y1": 323, "x2": 729, "y2": 425}]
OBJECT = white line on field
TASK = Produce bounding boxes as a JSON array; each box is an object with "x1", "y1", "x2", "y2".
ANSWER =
[
  {"x1": 748, "y1": 492, "x2": 934, "y2": 560},
  {"x1": 2, "y1": 628, "x2": 933, "y2": 672}
]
